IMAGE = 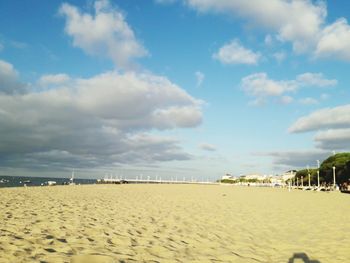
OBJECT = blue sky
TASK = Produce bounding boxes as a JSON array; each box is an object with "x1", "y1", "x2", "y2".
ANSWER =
[{"x1": 0, "y1": 0, "x2": 350, "y2": 179}]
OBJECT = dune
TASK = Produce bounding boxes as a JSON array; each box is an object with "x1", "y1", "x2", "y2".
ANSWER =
[{"x1": 0, "y1": 184, "x2": 349, "y2": 262}]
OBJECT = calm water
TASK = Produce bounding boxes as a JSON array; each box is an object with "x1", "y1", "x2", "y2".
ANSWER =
[{"x1": 0, "y1": 175, "x2": 96, "y2": 188}]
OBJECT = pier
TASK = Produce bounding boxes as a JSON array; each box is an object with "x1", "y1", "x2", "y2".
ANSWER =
[{"x1": 96, "y1": 178, "x2": 218, "y2": 185}]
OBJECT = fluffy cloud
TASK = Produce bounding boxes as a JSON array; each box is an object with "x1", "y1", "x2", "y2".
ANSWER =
[
  {"x1": 213, "y1": 39, "x2": 260, "y2": 65},
  {"x1": 186, "y1": 0, "x2": 326, "y2": 53},
  {"x1": 264, "y1": 150, "x2": 331, "y2": 168},
  {"x1": 198, "y1": 143, "x2": 217, "y2": 152},
  {"x1": 241, "y1": 72, "x2": 336, "y2": 104},
  {"x1": 264, "y1": 34, "x2": 274, "y2": 46},
  {"x1": 59, "y1": 0, "x2": 148, "y2": 69},
  {"x1": 16, "y1": 0, "x2": 203, "y2": 172},
  {"x1": 0, "y1": 60, "x2": 26, "y2": 94},
  {"x1": 315, "y1": 129, "x2": 350, "y2": 150},
  {"x1": 241, "y1": 73, "x2": 297, "y2": 97},
  {"x1": 0, "y1": 61, "x2": 203, "y2": 170},
  {"x1": 125, "y1": 133, "x2": 192, "y2": 162},
  {"x1": 315, "y1": 18, "x2": 350, "y2": 60},
  {"x1": 151, "y1": 106, "x2": 202, "y2": 129},
  {"x1": 273, "y1": 51, "x2": 287, "y2": 63},
  {"x1": 74, "y1": 71, "x2": 202, "y2": 129},
  {"x1": 296, "y1": 73, "x2": 337, "y2": 87},
  {"x1": 280, "y1": 95, "x2": 294, "y2": 105},
  {"x1": 38, "y1": 74, "x2": 71, "y2": 87},
  {"x1": 289, "y1": 104, "x2": 350, "y2": 133},
  {"x1": 181, "y1": 0, "x2": 350, "y2": 61},
  {"x1": 289, "y1": 105, "x2": 350, "y2": 151},
  {"x1": 195, "y1": 71, "x2": 204, "y2": 87}
]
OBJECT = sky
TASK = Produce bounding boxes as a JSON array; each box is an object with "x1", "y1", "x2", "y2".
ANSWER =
[{"x1": 0, "y1": 0, "x2": 350, "y2": 179}]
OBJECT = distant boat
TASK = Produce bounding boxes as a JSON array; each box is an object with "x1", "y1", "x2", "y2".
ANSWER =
[
  {"x1": 69, "y1": 170, "x2": 76, "y2": 185},
  {"x1": 0, "y1": 179, "x2": 9, "y2": 184},
  {"x1": 46, "y1": 181, "x2": 57, "y2": 186},
  {"x1": 23, "y1": 180, "x2": 31, "y2": 184}
]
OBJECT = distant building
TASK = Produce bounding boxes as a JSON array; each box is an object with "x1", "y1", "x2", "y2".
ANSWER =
[
  {"x1": 282, "y1": 170, "x2": 297, "y2": 181},
  {"x1": 222, "y1": 171, "x2": 296, "y2": 184},
  {"x1": 269, "y1": 175, "x2": 284, "y2": 185},
  {"x1": 241, "y1": 174, "x2": 267, "y2": 181},
  {"x1": 221, "y1": 174, "x2": 237, "y2": 180}
]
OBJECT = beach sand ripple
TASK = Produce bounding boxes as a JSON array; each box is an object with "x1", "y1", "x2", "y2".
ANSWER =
[{"x1": 0, "y1": 184, "x2": 349, "y2": 262}]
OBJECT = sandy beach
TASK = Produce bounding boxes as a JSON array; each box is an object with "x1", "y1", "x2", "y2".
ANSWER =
[{"x1": 0, "y1": 184, "x2": 349, "y2": 262}]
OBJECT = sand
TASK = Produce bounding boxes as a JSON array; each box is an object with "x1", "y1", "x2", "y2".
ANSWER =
[{"x1": 0, "y1": 184, "x2": 349, "y2": 263}]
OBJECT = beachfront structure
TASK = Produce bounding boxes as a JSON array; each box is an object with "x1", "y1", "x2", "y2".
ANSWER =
[
  {"x1": 240, "y1": 172, "x2": 296, "y2": 185},
  {"x1": 282, "y1": 170, "x2": 297, "y2": 181},
  {"x1": 241, "y1": 174, "x2": 269, "y2": 181},
  {"x1": 269, "y1": 175, "x2": 284, "y2": 185},
  {"x1": 269, "y1": 171, "x2": 297, "y2": 185},
  {"x1": 221, "y1": 174, "x2": 237, "y2": 180},
  {"x1": 220, "y1": 171, "x2": 297, "y2": 185}
]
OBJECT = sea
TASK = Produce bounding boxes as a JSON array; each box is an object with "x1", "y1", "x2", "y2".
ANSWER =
[{"x1": 0, "y1": 175, "x2": 96, "y2": 188}]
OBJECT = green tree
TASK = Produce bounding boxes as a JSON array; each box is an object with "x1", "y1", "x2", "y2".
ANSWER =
[
  {"x1": 320, "y1": 153, "x2": 350, "y2": 184},
  {"x1": 295, "y1": 168, "x2": 318, "y2": 185},
  {"x1": 220, "y1": 179, "x2": 237, "y2": 184}
]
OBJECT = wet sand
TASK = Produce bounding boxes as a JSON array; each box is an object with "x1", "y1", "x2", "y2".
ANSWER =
[{"x1": 0, "y1": 184, "x2": 349, "y2": 262}]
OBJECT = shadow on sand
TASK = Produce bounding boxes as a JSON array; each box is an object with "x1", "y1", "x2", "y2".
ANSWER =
[{"x1": 288, "y1": 253, "x2": 321, "y2": 263}]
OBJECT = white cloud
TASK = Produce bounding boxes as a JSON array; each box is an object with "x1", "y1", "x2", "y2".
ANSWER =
[
  {"x1": 198, "y1": 143, "x2": 217, "y2": 152},
  {"x1": 213, "y1": 39, "x2": 260, "y2": 65},
  {"x1": 118, "y1": 133, "x2": 193, "y2": 162},
  {"x1": 315, "y1": 128, "x2": 350, "y2": 150},
  {"x1": 0, "y1": 62, "x2": 203, "y2": 170},
  {"x1": 289, "y1": 104, "x2": 350, "y2": 151},
  {"x1": 74, "y1": 71, "x2": 202, "y2": 128},
  {"x1": 280, "y1": 95, "x2": 293, "y2": 105},
  {"x1": 151, "y1": 106, "x2": 203, "y2": 129},
  {"x1": 289, "y1": 104, "x2": 350, "y2": 133},
  {"x1": 0, "y1": 60, "x2": 26, "y2": 94},
  {"x1": 183, "y1": 0, "x2": 350, "y2": 62},
  {"x1": 315, "y1": 18, "x2": 350, "y2": 60},
  {"x1": 273, "y1": 51, "x2": 286, "y2": 63},
  {"x1": 59, "y1": 0, "x2": 148, "y2": 69},
  {"x1": 0, "y1": 60, "x2": 17, "y2": 81},
  {"x1": 186, "y1": 0, "x2": 326, "y2": 53},
  {"x1": 241, "y1": 72, "x2": 337, "y2": 105},
  {"x1": 298, "y1": 97, "x2": 318, "y2": 105},
  {"x1": 195, "y1": 71, "x2": 205, "y2": 87},
  {"x1": 264, "y1": 34, "x2": 274, "y2": 46},
  {"x1": 296, "y1": 73, "x2": 337, "y2": 87},
  {"x1": 263, "y1": 149, "x2": 330, "y2": 169},
  {"x1": 38, "y1": 74, "x2": 71, "y2": 87},
  {"x1": 241, "y1": 72, "x2": 297, "y2": 97}
]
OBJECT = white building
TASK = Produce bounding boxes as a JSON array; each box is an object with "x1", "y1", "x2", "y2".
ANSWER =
[
  {"x1": 222, "y1": 174, "x2": 236, "y2": 180},
  {"x1": 241, "y1": 174, "x2": 268, "y2": 181},
  {"x1": 269, "y1": 175, "x2": 284, "y2": 185},
  {"x1": 282, "y1": 170, "x2": 297, "y2": 181}
]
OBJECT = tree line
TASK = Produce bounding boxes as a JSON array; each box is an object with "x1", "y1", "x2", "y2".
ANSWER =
[{"x1": 295, "y1": 153, "x2": 350, "y2": 185}]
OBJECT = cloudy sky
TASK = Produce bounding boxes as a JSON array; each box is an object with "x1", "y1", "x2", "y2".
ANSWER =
[{"x1": 0, "y1": 0, "x2": 349, "y2": 179}]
